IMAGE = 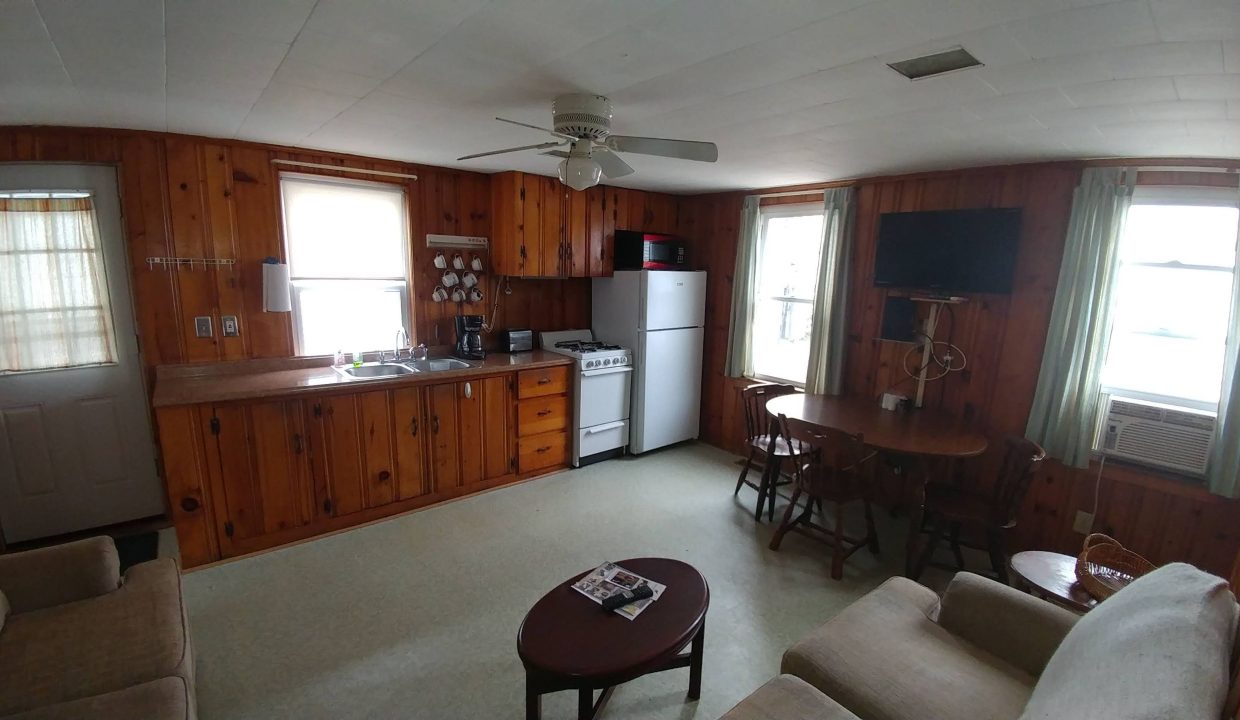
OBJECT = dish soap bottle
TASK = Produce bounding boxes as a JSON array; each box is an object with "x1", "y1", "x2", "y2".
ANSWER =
[{"x1": 352, "y1": 351, "x2": 364, "y2": 368}]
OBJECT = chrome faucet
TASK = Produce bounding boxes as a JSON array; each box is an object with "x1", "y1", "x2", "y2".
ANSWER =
[{"x1": 383, "y1": 328, "x2": 409, "y2": 363}]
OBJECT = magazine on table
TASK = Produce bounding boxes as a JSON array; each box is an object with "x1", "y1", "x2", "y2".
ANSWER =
[{"x1": 571, "y1": 562, "x2": 666, "y2": 620}]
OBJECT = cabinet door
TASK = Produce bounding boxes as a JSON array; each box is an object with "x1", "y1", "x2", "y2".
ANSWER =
[
  {"x1": 566, "y1": 188, "x2": 590, "y2": 277},
  {"x1": 586, "y1": 186, "x2": 609, "y2": 277},
  {"x1": 482, "y1": 375, "x2": 516, "y2": 480},
  {"x1": 307, "y1": 395, "x2": 366, "y2": 518},
  {"x1": 490, "y1": 172, "x2": 522, "y2": 276},
  {"x1": 539, "y1": 176, "x2": 565, "y2": 277},
  {"x1": 357, "y1": 390, "x2": 396, "y2": 509},
  {"x1": 458, "y1": 379, "x2": 485, "y2": 486},
  {"x1": 391, "y1": 386, "x2": 430, "y2": 500},
  {"x1": 520, "y1": 173, "x2": 543, "y2": 277},
  {"x1": 203, "y1": 400, "x2": 314, "y2": 557},
  {"x1": 427, "y1": 383, "x2": 461, "y2": 492}
]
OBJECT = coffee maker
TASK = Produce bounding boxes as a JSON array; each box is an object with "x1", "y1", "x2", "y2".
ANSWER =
[{"x1": 454, "y1": 314, "x2": 485, "y2": 360}]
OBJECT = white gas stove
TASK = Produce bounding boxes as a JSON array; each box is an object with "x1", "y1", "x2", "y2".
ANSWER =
[{"x1": 541, "y1": 330, "x2": 632, "y2": 467}]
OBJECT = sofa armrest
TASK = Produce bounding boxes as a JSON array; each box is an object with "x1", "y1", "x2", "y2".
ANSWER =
[
  {"x1": 0, "y1": 536, "x2": 120, "y2": 613},
  {"x1": 937, "y1": 572, "x2": 1078, "y2": 677}
]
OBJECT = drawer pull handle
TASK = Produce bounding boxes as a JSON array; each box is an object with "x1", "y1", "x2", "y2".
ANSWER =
[
  {"x1": 537, "y1": 409, "x2": 552, "y2": 417},
  {"x1": 537, "y1": 377, "x2": 551, "y2": 384},
  {"x1": 378, "y1": 470, "x2": 391, "y2": 482},
  {"x1": 536, "y1": 446, "x2": 552, "y2": 453},
  {"x1": 180, "y1": 497, "x2": 200, "y2": 513},
  {"x1": 410, "y1": 417, "x2": 418, "y2": 436}
]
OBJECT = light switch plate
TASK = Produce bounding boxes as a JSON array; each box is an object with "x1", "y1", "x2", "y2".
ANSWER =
[
  {"x1": 1073, "y1": 510, "x2": 1094, "y2": 535},
  {"x1": 194, "y1": 316, "x2": 213, "y2": 338},
  {"x1": 221, "y1": 315, "x2": 239, "y2": 337}
]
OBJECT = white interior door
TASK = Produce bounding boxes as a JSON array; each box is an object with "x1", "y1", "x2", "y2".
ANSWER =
[
  {"x1": 640, "y1": 270, "x2": 707, "y2": 330},
  {"x1": 0, "y1": 164, "x2": 164, "y2": 543}
]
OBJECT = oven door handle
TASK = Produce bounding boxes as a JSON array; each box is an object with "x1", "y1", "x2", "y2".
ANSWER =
[
  {"x1": 585, "y1": 421, "x2": 627, "y2": 434},
  {"x1": 581, "y1": 366, "x2": 633, "y2": 377}
]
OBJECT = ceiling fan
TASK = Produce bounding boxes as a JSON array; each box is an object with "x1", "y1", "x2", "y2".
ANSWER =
[{"x1": 456, "y1": 94, "x2": 718, "y2": 191}]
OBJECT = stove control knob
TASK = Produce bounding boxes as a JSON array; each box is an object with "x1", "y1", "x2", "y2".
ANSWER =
[
  {"x1": 604, "y1": 358, "x2": 612, "y2": 366},
  {"x1": 587, "y1": 360, "x2": 597, "y2": 368}
]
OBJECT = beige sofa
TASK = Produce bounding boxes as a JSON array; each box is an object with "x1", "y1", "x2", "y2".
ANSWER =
[
  {"x1": 723, "y1": 565, "x2": 1239, "y2": 720},
  {"x1": 0, "y1": 537, "x2": 195, "y2": 719}
]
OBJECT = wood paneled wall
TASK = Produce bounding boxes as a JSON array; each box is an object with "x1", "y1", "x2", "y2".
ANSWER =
[
  {"x1": 677, "y1": 162, "x2": 1240, "y2": 578},
  {"x1": 0, "y1": 127, "x2": 614, "y2": 379}
]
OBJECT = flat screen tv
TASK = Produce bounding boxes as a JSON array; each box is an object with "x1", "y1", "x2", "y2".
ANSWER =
[{"x1": 874, "y1": 208, "x2": 1022, "y2": 294}]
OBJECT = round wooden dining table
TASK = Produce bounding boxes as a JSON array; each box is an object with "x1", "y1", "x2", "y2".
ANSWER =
[{"x1": 764, "y1": 394, "x2": 989, "y2": 576}]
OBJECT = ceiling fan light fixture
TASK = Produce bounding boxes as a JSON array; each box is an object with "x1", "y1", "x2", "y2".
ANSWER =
[{"x1": 558, "y1": 155, "x2": 602, "y2": 191}]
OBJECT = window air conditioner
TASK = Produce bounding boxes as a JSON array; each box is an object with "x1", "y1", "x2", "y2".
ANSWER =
[{"x1": 1100, "y1": 396, "x2": 1215, "y2": 476}]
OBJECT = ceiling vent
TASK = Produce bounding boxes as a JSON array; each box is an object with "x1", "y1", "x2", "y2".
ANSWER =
[{"x1": 888, "y1": 47, "x2": 982, "y2": 80}]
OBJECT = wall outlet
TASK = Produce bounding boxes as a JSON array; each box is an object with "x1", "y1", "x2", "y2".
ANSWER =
[
  {"x1": 1073, "y1": 510, "x2": 1095, "y2": 535},
  {"x1": 193, "y1": 316, "x2": 213, "y2": 338},
  {"x1": 221, "y1": 315, "x2": 240, "y2": 337}
]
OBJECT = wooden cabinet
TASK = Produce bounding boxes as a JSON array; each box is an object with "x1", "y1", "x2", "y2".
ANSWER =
[
  {"x1": 493, "y1": 171, "x2": 643, "y2": 279},
  {"x1": 516, "y1": 367, "x2": 571, "y2": 473},
  {"x1": 157, "y1": 364, "x2": 571, "y2": 566}
]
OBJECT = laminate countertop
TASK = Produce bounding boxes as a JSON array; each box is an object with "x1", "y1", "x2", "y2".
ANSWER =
[{"x1": 152, "y1": 351, "x2": 574, "y2": 408}]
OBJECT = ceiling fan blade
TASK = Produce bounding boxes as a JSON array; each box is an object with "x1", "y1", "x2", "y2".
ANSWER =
[
  {"x1": 495, "y1": 116, "x2": 577, "y2": 141},
  {"x1": 605, "y1": 135, "x2": 718, "y2": 162},
  {"x1": 594, "y1": 148, "x2": 635, "y2": 179},
  {"x1": 541, "y1": 150, "x2": 570, "y2": 159},
  {"x1": 457, "y1": 141, "x2": 564, "y2": 161}
]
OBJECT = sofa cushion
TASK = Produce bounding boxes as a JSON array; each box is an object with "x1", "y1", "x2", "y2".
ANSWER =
[
  {"x1": 0, "y1": 559, "x2": 191, "y2": 717},
  {"x1": 1020, "y1": 562, "x2": 1237, "y2": 720},
  {"x1": 720, "y1": 675, "x2": 861, "y2": 720},
  {"x1": 783, "y1": 577, "x2": 1035, "y2": 720},
  {"x1": 0, "y1": 537, "x2": 119, "y2": 614},
  {"x1": 1, "y1": 676, "x2": 194, "y2": 720}
]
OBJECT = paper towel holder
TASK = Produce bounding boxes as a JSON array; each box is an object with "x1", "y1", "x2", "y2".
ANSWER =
[{"x1": 262, "y1": 257, "x2": 292, "y2": 313}]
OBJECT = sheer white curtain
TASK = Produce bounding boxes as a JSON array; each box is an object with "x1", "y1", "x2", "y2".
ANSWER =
[
  {"x1": 724, "y1": 197, "x2": 761, "y2": 377},
  {"x1": 0, "y1": 196, "x2": 116, "y2": 372},
  {"x1": 804, "y1": 187, "x2": 854, "y2": 395},
  {"x1": 1207, "y1": 186, "x2": 1240, "y2": 498}
]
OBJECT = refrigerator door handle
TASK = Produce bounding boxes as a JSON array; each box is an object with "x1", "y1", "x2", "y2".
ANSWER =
[{"x1": 585, "y1": 421, "x2": 627, "y2": 434}]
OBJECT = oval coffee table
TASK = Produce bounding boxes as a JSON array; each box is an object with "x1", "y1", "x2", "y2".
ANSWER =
[{"x1": 517, "y1": 558, "x2": 709, "y2": 720}]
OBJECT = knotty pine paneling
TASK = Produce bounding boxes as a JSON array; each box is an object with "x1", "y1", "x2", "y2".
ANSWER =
[
  {"x1": 0, "y1": 126, "x2": 607, "y2": 380},
  {"x1": 678, "y1": 162, "x2": 1240, "y2": 578}
]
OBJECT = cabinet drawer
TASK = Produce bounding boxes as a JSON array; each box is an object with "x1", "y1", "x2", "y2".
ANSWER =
[
  {"x1": 518, "y1": 395, "x2": 569, "y2": 437},
  {"x1": 519, "y1": 431, "x2": 568, "y2": 473},
  {"x1": 518, "y1": 366, "x2": 570, "y2": 399}
]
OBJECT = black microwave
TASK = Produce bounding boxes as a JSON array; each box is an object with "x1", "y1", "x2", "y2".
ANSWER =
[{"x1": 614, "y1": 230, "x2": 688, "y2": 270}]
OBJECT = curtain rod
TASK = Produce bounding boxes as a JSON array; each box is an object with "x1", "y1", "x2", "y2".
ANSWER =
[
  {"x1": 271, "y1": 159, "x2": 418, "y2": 181},
  {"x1": 755, "y1": 189, "x2": 828, "y2": 199}
]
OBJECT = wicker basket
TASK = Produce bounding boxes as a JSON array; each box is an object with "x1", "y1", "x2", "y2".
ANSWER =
[{"x1": 1075, "y1": 533, "x2": 1156, "y2": 601}]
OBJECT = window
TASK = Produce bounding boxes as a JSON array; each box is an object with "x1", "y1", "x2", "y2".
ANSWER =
[
  {"x1": 0, "y1": 191, "x2": 117, "y2": 373},
  {"x1": 1101, "y1": 187, "x2": 1240, "y2": 411},
  {"x1": 750, "y1": 204, "x2": 824, "y2": 384},
  {"x1": 280, "y1": 174, "x2": 410, "y2": 357}
]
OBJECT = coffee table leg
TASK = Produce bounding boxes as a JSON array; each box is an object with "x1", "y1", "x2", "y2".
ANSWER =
[
  {"x1": 525, "y1": 676, "x2": 541, "y2": 720},
  {"x1": 578, "y1": 688, "x2": 593, "y2": 720},
  {"x1": 688, "y1": 622, "x2": 705, "y2": 700}
]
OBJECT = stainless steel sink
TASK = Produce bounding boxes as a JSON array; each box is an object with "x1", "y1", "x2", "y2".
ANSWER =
[
  {"x1": 334, "y1": 362, "x2": 419, "y2": 379},
  {"x1": 405, "y1": 358, "x2": 475, "y2": 372}
]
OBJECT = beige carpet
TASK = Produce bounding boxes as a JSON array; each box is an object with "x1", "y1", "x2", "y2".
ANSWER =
[{"x1": 183, "y1": 442, "x2": 921, "y2": 719}]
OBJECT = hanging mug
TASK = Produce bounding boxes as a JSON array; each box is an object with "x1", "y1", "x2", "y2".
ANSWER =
[
  {"x1": 450, "y1": 287, "x2": 467, "y2": 302},
  {"x1": 467, "y1": 287, "x2": 484, "y2": 303},
  {"x1": 452, "y1": 252, "x2": 465, "y2": 270},
  {"x1": 431, "y1": 286, "x2": 448, "y2": 302},
  {"x1": 470, "y1": 254, "x2": 484, "y2": 272},
  {"x1": 433, "y1": 252, "x2": 447, "y2": 269},
  {"x1": 462, "y1": 272, "x2": 478, "y2": 288},
  {"x1": 442, "y1": 270, "x2": 460, "y2": 287}
]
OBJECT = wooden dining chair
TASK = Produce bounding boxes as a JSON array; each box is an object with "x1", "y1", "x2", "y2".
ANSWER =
[
  {"x1": 733, "y1": 383, "x2": 800, "y2": 521},
  {"x1": 911, "y1": 436, "x2": 1046, "y2": 583},
  {"x1": 768, "y1": 414, "x2": 880, "y2": 580}
]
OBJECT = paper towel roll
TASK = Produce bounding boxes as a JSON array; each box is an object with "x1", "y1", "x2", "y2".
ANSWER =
[{"x1": 263, "y1": 262, "x2": 292, "y2": 312}]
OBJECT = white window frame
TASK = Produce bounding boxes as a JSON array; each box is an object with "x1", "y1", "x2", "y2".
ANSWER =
[
  {"x1": 748, "y1": 202, "x2": 825, "y2": 387},
  {"x1": 1099, "y1": 185, "x2": 1240, "y2": 414},
  {"x1": 278, "y1": 173, "x2": 412, "y2": 357}
]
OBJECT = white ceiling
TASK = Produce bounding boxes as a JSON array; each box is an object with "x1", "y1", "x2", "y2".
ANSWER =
[{"x1": 2, "y1": 0, "x2": 1238, "y2": 193}]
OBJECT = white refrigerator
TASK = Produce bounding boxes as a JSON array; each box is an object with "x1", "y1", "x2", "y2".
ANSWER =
[{"x1": 592, "y1": 270, "x2": 707, "y2": 454}]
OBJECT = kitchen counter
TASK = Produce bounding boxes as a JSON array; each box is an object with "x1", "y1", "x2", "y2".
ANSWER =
[{"x1": 152, "y1": 351, "x2": 573, "y2": 407}]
